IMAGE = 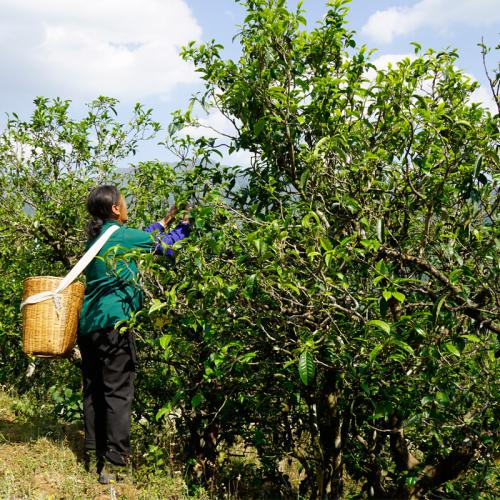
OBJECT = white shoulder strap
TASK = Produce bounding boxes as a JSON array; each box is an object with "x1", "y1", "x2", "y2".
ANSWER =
[{"x1": 20, "y1": 224, "x2": 120, "y2": 311}]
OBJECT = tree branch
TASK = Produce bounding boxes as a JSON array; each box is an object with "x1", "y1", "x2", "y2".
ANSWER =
[
  {"x1": 407, "y1": 441, "x2": 478, "y2": 499},
  {"x1": 389, "y1": 413, "x2": 419, "y2": 472},
  {"x1": 379, "y1": 247, "x2": 500, "y2": 334}
]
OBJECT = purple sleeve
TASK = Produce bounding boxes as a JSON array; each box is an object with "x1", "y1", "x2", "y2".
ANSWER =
[
  {"x1": 145, "y1": 222, "x2": 165, "y2": 234},
  {"x1": 144, "y1": 222, "x2": 191, "y2": 256}
]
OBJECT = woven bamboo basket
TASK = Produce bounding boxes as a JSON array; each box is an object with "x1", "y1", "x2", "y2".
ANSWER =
[{"x1": 22, "y1": 276, "x2": 85, "y2": 357}]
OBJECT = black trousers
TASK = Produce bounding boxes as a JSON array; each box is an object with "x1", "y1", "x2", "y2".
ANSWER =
[{"x1": 78, "y1": 328, "x2": 136, "y2": 466}]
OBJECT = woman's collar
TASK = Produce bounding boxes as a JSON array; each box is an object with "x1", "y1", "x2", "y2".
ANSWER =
[{"x1": 103, "y1": 219, "x2": 122, "y2": 227}]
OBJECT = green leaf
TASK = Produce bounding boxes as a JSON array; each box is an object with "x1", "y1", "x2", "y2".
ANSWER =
[
  {"x1": 299, "y1": 168, "x2": 310, "y2": 189},
  {"x1": 240, "y1": 352, "x2": 257, "y2": 363},
  {"x1": 435, "y1": 391, "x2": 450, "y2": 405},
  {"x1": 392, "y1": 291, "x2": 405, "y2": 302},
  {"x1": 421, "y1": 395, "x2": 434, "y2": 405},
  {"x1": 253, "y1": 118, "x2": 266, "y2": 137},
  {"x1": 410, "y1": 41, "x2": 422, "y2": 53},
  {"x1": 149, "y1": 299, "x2": 167, "y2": 314},
  {"x1": 445, "y1": 342, "x2": 461, "y2": 357},
  {"x1": 382, "y1": 291, "x2": 392, "y2": 301},
  {"x1": 191, "y1": 393, "x2": 204, "y2": 409},
  {"x1": 254, "y1": 239, "x2": 268, "y2": 256},
  {"x1": 159, "y1": 334, "x2": 172, "y2": 349},
  {"x1": 369, "y1": 344, "x2": 384, "y2": 363},
  {"x1": 367, "y1": 320, "x2": 391, "y2": 335},
  {"x1": 392, "y1": 339, "x2": 414, "y2": 356},
  {"x1": 361, "y1": 239, "x2": 380, "y2": 251},
  {"x1": 246, "y1": 274, "x2": 257, "y2": 289},
  {"x1": 461, "y1": 334, "x2": 481, "y2": 343},
  {"x1": 282, "y1": 282, "x2": 300, "y2": 294},
  {"x1": 324, "y1": 251, "x2": 333, "y2": 268},
  {"x1": 298, "y1": 351, "x2": 316, "y2": 386},
  {"x1": 156, "y1": 403, "x2": 172, "y2": 421},
  {"x1": 302, "y1": 211, "x2": 321, "y2": 228},
  {"x1": 473, "y1": 154, "x2": 483, "y2": 178},
  {"x1": 320, "y1": 237, "x2": 333, "y2": 251},
  {"x1": 406, "y1": 476, "x2": 418, "y2": 487},
  {"x1": 434, "y1": 295, "x2": 447, "y2": 322}
]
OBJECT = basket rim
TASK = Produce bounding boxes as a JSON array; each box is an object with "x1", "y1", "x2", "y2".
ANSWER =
[{"x1": 23, "y1": 276, "x2": 85, "y2": 288}]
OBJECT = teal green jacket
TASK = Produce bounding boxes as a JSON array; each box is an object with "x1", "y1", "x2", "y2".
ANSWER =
[{"x1": 78, "y1": 219, "x2": 190, "y2": 336}]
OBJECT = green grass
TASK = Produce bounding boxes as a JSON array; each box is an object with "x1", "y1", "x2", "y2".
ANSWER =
[{"x1": 0, "y1": 389, "x2": 199, "y2": 499}]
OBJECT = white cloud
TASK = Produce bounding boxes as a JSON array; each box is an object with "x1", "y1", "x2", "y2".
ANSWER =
[
  {"x1": 362, "y1": 0, "x2": 500, "y2": 44},
  {"x1": 0, "y1": 0, "x2": 202, "y2": 101}
]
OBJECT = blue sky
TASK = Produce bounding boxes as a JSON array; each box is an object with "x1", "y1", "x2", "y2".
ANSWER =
[{"x1": 0, "y1": 0, "x2": 498, "y2": 164}]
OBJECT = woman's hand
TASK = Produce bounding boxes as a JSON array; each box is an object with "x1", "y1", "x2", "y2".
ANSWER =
[
  {"x1": 182, "y1": 204, "x2": 193, "y2": 224},
  {"x1": 161, "y1": 204, "x2": 177, "y2": 227}
]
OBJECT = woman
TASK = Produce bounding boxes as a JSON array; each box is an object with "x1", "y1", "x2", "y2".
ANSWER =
[{"x1": 78, "y1": 185, "x2": 190, "y2": 484}]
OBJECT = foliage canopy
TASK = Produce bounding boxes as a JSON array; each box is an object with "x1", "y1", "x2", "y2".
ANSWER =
[{"x1": 0, "y1": 1, "x2": 498, "y2": 498}]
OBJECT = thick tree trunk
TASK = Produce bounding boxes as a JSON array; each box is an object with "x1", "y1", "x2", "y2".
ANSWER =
[{"x1": 311, "y1": 370, "x2": 348, "y2": 499}]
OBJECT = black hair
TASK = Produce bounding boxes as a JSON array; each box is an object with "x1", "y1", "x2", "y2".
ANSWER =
[{"x1": 86, "y1": 185, "x2": 121, "y2": 238}]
